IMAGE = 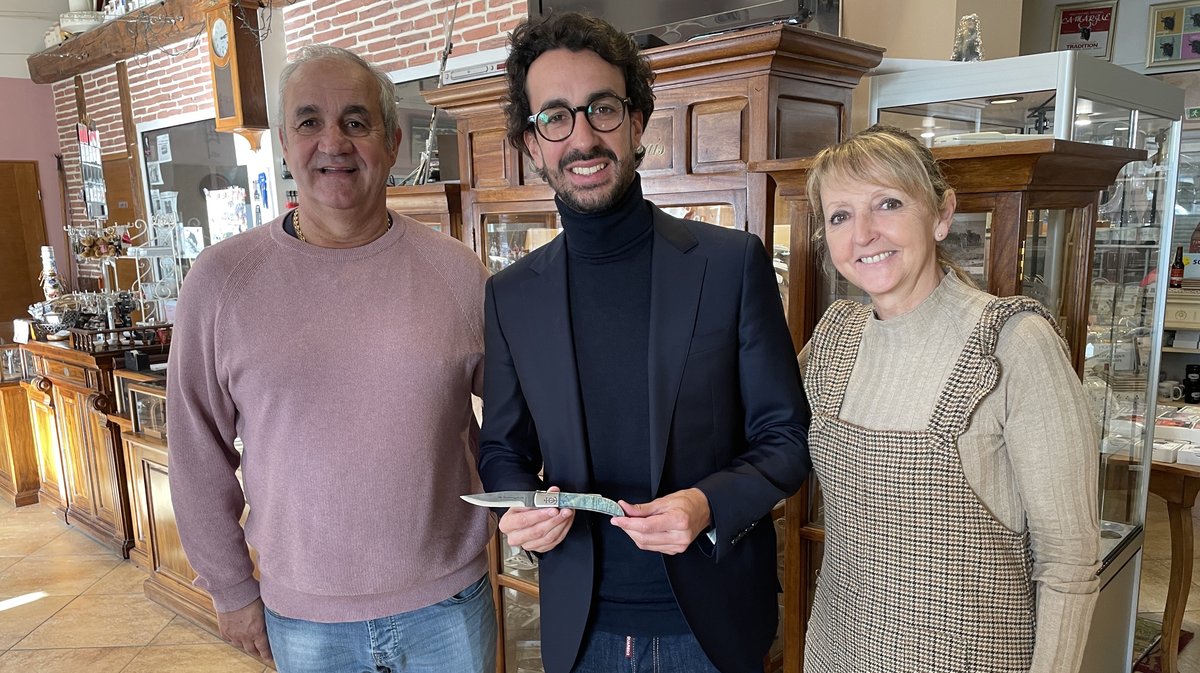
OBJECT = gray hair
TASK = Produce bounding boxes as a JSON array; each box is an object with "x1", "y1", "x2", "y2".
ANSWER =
[{"x1": 277, "y1": 45, "x2": 399, "y2": 150}]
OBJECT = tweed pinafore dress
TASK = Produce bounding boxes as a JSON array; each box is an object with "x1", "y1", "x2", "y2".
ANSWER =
[{"x1": 803, "y1": 296, "x2": 1051, "y2": 673}]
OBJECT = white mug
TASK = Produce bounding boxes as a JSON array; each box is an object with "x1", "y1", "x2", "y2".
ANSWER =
[{"x1": 1160, "y1": 380, "x2": 1185, "y2": 401}]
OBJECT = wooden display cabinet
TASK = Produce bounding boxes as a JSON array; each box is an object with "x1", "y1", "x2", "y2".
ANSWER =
[
  {"x1": 22, "y1": 372, "x2": 65, "y2": 513},
  {"x1": 19, "y1": 341, "x2": 158, "y2": 557},
  {"x1": 385, "y1": 181, "x2": 463, "y2": 240},
  {"x1": 111, "y1": 368, "x2": 163, "y2": 570},
  {"x1": 0, "y1": 346, "x2": 39, "y2": 506},
  {"x1": 115, "y1": 372, "x2": 223, "y2": 633},
  {"x1": 750, "y1": 138, "x2": 1147, "y2": 669},
  {"x1": 428, "y1": 23, "x2": 885, "y2": 673},
  {"x1": 426, "y1": 23, "x2": 883, "y2": 266}
]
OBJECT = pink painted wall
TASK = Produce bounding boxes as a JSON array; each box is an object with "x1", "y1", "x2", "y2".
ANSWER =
[{"x1": 0, "y1": 77, "x2": 68, "y2": 280}]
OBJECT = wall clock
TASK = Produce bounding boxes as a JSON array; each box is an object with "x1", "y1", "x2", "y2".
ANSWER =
[{"x1": 203, "y1": 0, "x2": 268, "y2": 146}]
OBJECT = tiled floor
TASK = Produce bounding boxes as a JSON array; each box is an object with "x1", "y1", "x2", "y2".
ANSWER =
[
  {"x1": 1140, "y1": 494, "x2": 1200, "y2": 672},
  {"x1": 0, "y1": 499, "x2": 268, "y2": 672}
]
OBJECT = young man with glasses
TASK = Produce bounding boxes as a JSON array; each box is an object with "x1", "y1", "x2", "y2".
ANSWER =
[{"x1": 477, "y1": 12, "x2": 811, "y2": 673}]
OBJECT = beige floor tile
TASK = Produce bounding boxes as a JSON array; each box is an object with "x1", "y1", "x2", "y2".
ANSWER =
[
  {"x1": 1146, "y1": 525, "x2": 1174, "y2": 562},
  {"x1": 13, "y1": 594, "x2": 174, "y2": 649},
  {"x1": 124, "y1": 644, "x2": 266, "y2": 673},
  {"x1": 0, "y1": 594, "x2": 72, "y2": 650},
  {"x1": 1142, "y1": 559, "x2": 1173, "y2": 613},
  {"x1": 0, "y1": 559, "x2": 23, "y2": 576},
  {"x1": 0, "y1": 646, "x2": 138, "y2": 673},
  {"x1": 82, "y1": 561, "x2": 149, "y2": 596},
  {"x1": 149, "y1": 616, "x2": 222, "y2": 646},
  {"x1": 0, "y1": 524, "x2": 68, "y2": 557},
  {"x1": 29, "y1": 529, "x2": 116, "y2": 558},
  {"x1": 0, "y1": 555, "x2": 119, "y2": 597}
]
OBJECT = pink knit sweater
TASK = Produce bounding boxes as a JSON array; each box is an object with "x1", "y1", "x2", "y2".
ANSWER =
[{"x1": 167, "y1": 211, "x2": 492, "y2": 621}]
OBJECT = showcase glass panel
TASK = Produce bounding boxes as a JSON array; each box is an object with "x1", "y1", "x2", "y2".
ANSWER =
[
  {"x1": 503, "y1": 588, "x2": 543, "y2": 673},
  {"x1": 500, "y1": 535, "x2": 539, "y2": 583},
  {"x1": 0, "y1": 346, "x2": 23, "y2": 383},
  {"x1": 942, "y1": 211, "x2": 991, "y2": 291},
  {"x1": 1021, "y1": 208, "x2": 1083, "y2": 325},
  {"x1": 130, "y1": 383, "x2": 168, "y2": 439},
  {"x1": 1089, "y1": 112, "x2": 1178, "y2": 562},
  {"x1": 482, "y1": 213, "x2": 560, "y2": 274},
  {"x1": 770, "y1": 510, "x2": 786, "y2": 665}
]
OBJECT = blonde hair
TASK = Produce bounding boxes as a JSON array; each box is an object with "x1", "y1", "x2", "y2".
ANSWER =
[{"x1": 805, "y1": 124, "x2": 974, "y2": 287}]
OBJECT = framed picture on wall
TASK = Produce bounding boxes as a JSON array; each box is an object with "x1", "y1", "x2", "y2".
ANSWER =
[
  {"x1": 1147, "y1": 1, "x2": 1200, "y2": 67},
  {"x1": 1052, "y1": 1, "x2": 1117, "y2": 60}
]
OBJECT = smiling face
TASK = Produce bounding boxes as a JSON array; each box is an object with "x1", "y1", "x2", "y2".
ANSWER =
[
  {"x1": 522, "y1": 48, "x2": 643, "y2": 213},
  {"x1": 278, "y1": 57, "x2": 400, "y2": 217},
  {"x1": 820, "y1": 175, "x2": 956, "y2": 320}
]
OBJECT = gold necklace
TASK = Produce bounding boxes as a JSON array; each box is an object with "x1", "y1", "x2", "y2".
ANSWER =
[{"x1": 293, "y1": 208, "x2": 391, "y2": 243}]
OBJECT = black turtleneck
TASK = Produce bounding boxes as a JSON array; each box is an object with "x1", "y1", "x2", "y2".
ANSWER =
[{"x1": 560, "y1": 176, "x2": 689, "y2": 636}]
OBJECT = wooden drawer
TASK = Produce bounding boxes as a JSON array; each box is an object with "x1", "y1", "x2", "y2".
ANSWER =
[{"x1": 40, "y1": 360, "x2": 91, "y2": 388}]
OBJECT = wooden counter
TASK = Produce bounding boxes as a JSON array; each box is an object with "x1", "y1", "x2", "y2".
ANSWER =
[
  {"x1": 20, "y1": 340, "x2": 163, "y2": 556},
  {"x1": 0, "y1": 379, "x2": 38, "y2": 506},
  {"x1": 112, "y1": 369, "x2": 225, "y2": 635}
]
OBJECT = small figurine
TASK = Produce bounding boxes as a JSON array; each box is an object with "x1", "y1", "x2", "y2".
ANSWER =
[{"x1": 951, "y1": 14, "x2": 984, "y2": 62}]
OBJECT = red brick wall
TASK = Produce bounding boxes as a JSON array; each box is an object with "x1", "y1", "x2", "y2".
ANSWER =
[{"x1": 282, "y1": 0, "x2": 525, "y2": 70}]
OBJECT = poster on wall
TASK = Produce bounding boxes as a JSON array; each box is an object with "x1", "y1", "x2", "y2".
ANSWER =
[
  {"x1": 1148, "y1": 1, "x2": 1200, "y2": 67},
  {"x1": 179, "y1": 226, "x2": 205, "y2": 259},
  {"x1": 1053, "y1": 1, "x2": 1116, "y2": 60},
  {"x1": 156, "y1": 134, "x2": 172, "y2": 163}
]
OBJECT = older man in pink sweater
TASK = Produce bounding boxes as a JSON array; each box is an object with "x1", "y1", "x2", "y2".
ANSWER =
[{"x1": 167, "y1": 46, "x2": 494, "y2": 673}]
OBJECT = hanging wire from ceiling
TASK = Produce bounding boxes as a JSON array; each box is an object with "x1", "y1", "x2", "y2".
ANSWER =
[{"x1": 121, "y1": 1, "x2": 204, "y2": 64}]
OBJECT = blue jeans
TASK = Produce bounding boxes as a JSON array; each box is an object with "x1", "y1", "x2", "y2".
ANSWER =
[
  {"x1": 571, "y1": 630, "x2": 731, "y2": 673},
  {"x1": 264, "y1": 574, "x2": 496, "y2": 673}
]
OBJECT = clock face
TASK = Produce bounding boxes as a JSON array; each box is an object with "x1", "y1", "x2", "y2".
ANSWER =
[{"x1": 211, "y1": 16, "x2": 230, "y2": 60}]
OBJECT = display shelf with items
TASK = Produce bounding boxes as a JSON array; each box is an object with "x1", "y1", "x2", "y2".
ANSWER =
[{"x1": 430, "y1": 22, "x2": 885, "y2": 673}]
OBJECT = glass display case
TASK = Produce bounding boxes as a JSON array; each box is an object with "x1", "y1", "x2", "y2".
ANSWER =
[
  {"x1": 481, "y1": 211, "x2": 561, "y2": 275},
  {"x1": 0, "y1": 345, "x2": 27, "y2": 383},
  {"x1": 128, "y1": 380, "x2": 167, "y2": 439}
]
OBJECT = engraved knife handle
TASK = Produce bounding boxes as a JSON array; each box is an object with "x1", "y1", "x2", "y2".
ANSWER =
[{"x1": 534, "y1": 491, "x2": 624, "y2": 517}]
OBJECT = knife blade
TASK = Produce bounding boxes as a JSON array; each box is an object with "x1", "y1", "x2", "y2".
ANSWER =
[{"x1": 460, "y1": 490, "x2": 624, "y2": 517}]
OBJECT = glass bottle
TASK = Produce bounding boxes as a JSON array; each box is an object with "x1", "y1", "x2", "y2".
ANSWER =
[
  {"x1": 38, "y1": 246, "x2": 65, "y2": 301},
  {"x1": 1171, "y1": 245, "x2": 1185, "y2": 289}
]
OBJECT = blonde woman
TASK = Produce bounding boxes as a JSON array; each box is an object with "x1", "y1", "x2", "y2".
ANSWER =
[{"x1": 801, "y1": 125, "x2": 1099, "y2": 673}]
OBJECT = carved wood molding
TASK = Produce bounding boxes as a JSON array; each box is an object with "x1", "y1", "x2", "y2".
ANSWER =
[
  {"x1": 32, "y1": 376, "x2": 53, "y2": 395},
  {"x1": 86, "y1": 391, "x2": 112, "y2": 415}
]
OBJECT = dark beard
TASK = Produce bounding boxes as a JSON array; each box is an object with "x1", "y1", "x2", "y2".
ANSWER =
[{"x1": 541, "y1": 147, "x2": 637, "y2": 214}]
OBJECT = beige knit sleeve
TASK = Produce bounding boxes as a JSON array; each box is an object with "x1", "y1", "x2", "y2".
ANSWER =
[{"x1": 997, "y1": 313, "x2": 1100, "y2": 673}]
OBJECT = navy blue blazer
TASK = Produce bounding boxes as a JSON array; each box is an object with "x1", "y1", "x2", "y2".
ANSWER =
[{"x1": 478, "y1": 205, "x2": 811, "y2": 673}]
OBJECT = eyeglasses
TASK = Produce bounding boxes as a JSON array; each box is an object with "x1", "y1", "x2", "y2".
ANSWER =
[{"x1": 527, "y1": 95, "x2": 631, "y2": 142}]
